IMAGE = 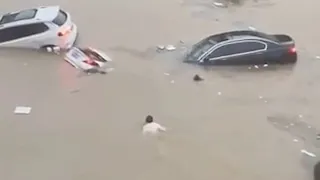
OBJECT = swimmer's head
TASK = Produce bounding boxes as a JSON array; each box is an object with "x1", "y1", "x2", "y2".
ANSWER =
[{"x1": 145, "y1": 115, "x2": 154, "y2": 123}]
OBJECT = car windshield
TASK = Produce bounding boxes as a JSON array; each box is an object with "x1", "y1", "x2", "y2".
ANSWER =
[
  {"x1": 186, "y1": 38, "x2": 216, "y2": 61},
  {"x1": 0, "y1": 9, "x2": 37, "y2": 24}
]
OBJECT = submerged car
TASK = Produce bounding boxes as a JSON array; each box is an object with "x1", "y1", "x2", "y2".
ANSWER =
[
  {"x1": 184, "y1": 30, "x2": 297, "y2": 65},
  {"x1": 0, "y1": 6, "x2": 77, "y2": 50},
  {"x1": 64, "y1": 47, "x2": 112, "y2": 70}
]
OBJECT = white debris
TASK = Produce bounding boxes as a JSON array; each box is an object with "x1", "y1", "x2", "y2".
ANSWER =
[
  {"x1": 248, "y1": 26, "x2": 257, "y2": 31},
  {"x1": 157, "y1": 45, "x2": 165, "y2": 50},
  {"x1": 293, "y1": 139, "x2": 299, "y2": 142},
  {"x1": 254, "y1": 65, "x2": 259, "y2": 69},
  {"x1": 290, "y1": 123, "x2": 295, "y2": 126},
  {"x1": 213, "y1": 2, "x2": 226, "y2": 7},
  {"x1": 164, "y1": 73, "x2": 170, "y2": 76},
  {"x1": 248, "y1": 66, "x2": 252, "y2": 69},
  {"x1": 14, "y1": 106, "x2": 32, "y2": 115},
  {"x1": 298, "y1": 114, "x2": 303, "y2": 118},
  {"x1": 308, "y1": 126, "x2": 312, "y2": 129},
  {"x1": 170, "y1": 80, "x2": 175, "y2": 84},
  {"x1": 259, "y1": 96, "x2": 263, "y2": 99},
  {"x1": 264, "y1": 100, "x2": 268, "y2": 103},
  {"x1": 165, "y1": 45, "x2": 176, "y2": 51},
  {"x1": 263, "y1": 64, "x2": 268, "y2": 67},
  {"x1": 217, "y1": 92, "x2": 222, "y2": 95},
  {"x1": 301, "y1": 149, "x2": 316, "y2": 157},
  {"x1": 316, "y1": 56, "x2": 320, "y2": 59}
]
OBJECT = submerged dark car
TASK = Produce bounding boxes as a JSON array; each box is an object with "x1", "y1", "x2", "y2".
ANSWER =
[{"x1": 184, "y1": 30, "x2": 297, "y2": 65}]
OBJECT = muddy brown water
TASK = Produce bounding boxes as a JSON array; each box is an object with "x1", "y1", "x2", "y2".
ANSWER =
[{"x1": 0, "y1": 0, "x2": 320, "y2": 179}]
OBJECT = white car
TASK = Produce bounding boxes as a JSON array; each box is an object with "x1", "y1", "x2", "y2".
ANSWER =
[
  {"x1": 0, "y1": 6, "x2": 77, "y2": 50},
  {"x1": 64, "y1": 47, "x2": 112, "y2": 71}
]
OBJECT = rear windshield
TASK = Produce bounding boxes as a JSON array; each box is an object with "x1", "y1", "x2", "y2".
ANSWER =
[
  {"x1": 0, "y1": 9, "x2": 37, "y2": 24},
  {"x1": 251, "y1": 31, "x2": 279, "y2": 43},
  {"x1": 52, "y1": 10, "x2": 67, "y2": 26}
]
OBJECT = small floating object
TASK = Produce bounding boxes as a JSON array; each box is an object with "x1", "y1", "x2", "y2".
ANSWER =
[
  {"x1": 157, "y1": 45, "x2": 165, "y2": 50},
  {"x1": 301, "y1": 149, "x2": 316, "y2": 157},
  {"x1": 248, "y1": 26, "x2": 257, "y2": 31},
  {"x1": 165, "y1": 45, "x2": 176, "y2": 51},
  {"x1": 14, "y1": 106, "x2": 32, "y2": 115}
]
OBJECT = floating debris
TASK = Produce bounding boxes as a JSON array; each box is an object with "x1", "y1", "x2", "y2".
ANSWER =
[
  {"x1": 301, "y1": 149, "x2": 316, "y2": 157},
  {"x1": 14, "y1": 106, "x2": 32, "y2": 115},
  {"x1": 263, "y1": 64, "x2": 268, "y2": 67},
  {"x1": 299, "y1": 114, "x2": 303, "y2": 118},
  {"x1": 164, "y1": 73, "x2": 170, "y2": 76},
  {"x1": 193, "y1": 74, "x2": 204, "y2": 81},
  {"x1": 259, "y1": 96, "x2": 263, "y2": 99},
  {"x1": 293, "y1": 139, "x2": 299, "y2": 142},
  {"x1": 217, "y1": 92, "x2": 222, "y2": 95},
  {"x1": 248, "y1": 66, "x2": 252, "y2": 69},
  {"x1": 213, "y1": 1, "x2": 227, "y2": 8},
  {"x1": 157, "y1": 45, "x2": 165, "y2": 50},
  {"x1": 248, "y1": 26, "x2": 257, "y2": 31},
  {"x1": 165, "y1": 45, "x2": 176, "y2": 51},
  {"x1": 254, "y1": 65, "x2": 259, "y2": 69},
  {"x1": 316, "y1": 56, "x2": 320, "y2": 59},
  {"x1": 170, "y1": 80, "x2": 175, "y2": 84}
]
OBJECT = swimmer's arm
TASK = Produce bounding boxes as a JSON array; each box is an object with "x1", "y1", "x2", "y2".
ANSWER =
[{"x1": 159, "y1": 125, "x2": 166, "y2": 132}]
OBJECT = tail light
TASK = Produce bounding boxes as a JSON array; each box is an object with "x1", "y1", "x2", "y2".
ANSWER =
[
  {"x1": 288, "y1": 46, "x2": 296, "y2": 54},
  {"x1": 84, "y1": 59, "x2": 99, "y2": 67},
  {"x1": 58, "y1": 25, "x2": 73, "y2": 37}
]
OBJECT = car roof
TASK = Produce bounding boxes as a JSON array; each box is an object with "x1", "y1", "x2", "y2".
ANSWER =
[
  {"x1": 206, "y1": 30, "x2": 278, "y2": 44},
  {"x1": 0, "y1": 6, "x2": 60, "y2": 28}
]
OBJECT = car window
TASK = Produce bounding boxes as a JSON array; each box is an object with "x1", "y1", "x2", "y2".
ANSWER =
[
  {"x1": 0, "y1": 23, "x2": 49, "y2": 43},
  {"x1": 0, "y1": 9, "x2": 37, "y2": 24},
  {"x1": 208, "y1": 41, "x2": 266, "y2": 59},
  {"x1": 52, "y1": 10, "x2": 67, "y2": 26}
]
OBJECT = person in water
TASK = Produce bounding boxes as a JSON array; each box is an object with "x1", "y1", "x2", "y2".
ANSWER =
[{"x1": 142, "y1": 115, "x2": 166, "y2": 135}]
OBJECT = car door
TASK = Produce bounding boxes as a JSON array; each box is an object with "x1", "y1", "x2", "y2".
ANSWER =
[
  {"x1": 0, "y1": 23, "x2": 49, "y2": 48},
  {"x1": 235, "y1": 41, "x2": 267, "y2": 65},
  {"x1": 202, "y1": 40, "x2": 267, "y2": 65}
]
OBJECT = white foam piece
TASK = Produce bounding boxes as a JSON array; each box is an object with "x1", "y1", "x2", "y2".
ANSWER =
[{"x1": 14, "y1": 106, "x2": 32, "y2": 114}]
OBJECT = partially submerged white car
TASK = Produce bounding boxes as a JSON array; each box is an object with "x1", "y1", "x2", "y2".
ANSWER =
[
  {"x1": 64, "y1": 47, "x2": 112, "y2": 71},
  {"x1": 0, "y1": 6, "x2": 77, "y2": 50}
]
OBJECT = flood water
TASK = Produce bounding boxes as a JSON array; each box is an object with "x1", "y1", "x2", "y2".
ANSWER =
[{"x1": 0, "y1": 0, "x2": 320, "y2": 179}]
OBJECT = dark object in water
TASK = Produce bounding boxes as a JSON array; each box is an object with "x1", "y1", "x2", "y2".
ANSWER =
[
  {"x1": 314, "y1": 161, "x2": 320, "y2": 180},
  {"x1": 193, "y1": 74, "x2": 204, "y2": 81}
]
